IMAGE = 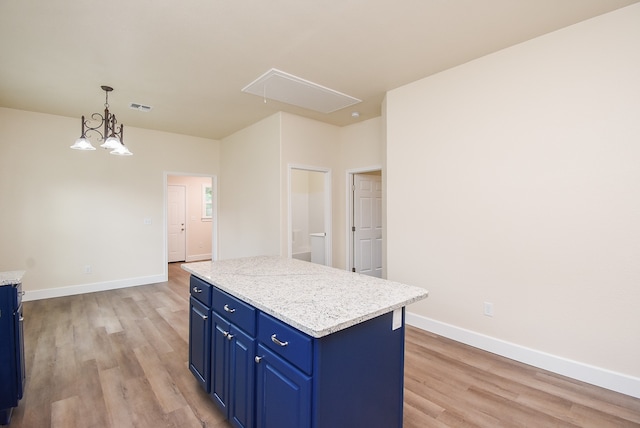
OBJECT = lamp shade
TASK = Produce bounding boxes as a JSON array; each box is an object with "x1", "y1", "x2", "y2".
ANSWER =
[
  {"x1": 110, "y1": 144, "x2": 133, "y2": 156},
  {"x1": 70, "y1": 137, "x2": 96, "y2": 150},
  {"x1": 100, "y1": 136, "x2": 122, "y2": 150}
]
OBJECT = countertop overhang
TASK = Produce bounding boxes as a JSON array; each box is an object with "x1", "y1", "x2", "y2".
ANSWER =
[
  {"x1": 0, "y1": 271, "x2": 25, "y2": 286},
  {"x1": 182, "y1": 256, "x2": 428, "y2": 338}
]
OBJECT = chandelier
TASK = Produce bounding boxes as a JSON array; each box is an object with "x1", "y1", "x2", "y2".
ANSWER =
[{"x1": 70, "y1": 85, "x2": 133, "y2": 156}]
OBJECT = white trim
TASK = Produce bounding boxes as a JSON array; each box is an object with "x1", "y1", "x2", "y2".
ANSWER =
[
  {"x1": 186, "y1": 253, "x2": 212, "y2": 262},
  {"x1": 22, "y1": 274, "x2": 166, "y2": 302},
  {"x1": 406, "y1": 312, "x2": 640, "y2": 399}
]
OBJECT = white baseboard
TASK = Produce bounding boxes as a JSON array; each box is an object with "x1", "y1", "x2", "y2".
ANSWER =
[
  {"x1": 406, "y1": 312, "x2": 640, "y2": 399},
  {"x1": 185, "y1": 254, "x2": 212, "y2": 262},
  {"x1": 22, "y1": 274, "x2": 167, "y2": 302}
]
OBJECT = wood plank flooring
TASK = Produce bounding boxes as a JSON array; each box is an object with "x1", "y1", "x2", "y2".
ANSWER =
[{"x1": 9, "y1": 263, "x2": 640, "y2": 427}]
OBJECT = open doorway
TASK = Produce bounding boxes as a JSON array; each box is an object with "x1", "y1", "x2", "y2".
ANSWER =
[
  {"x1": 288, "y1": 165, "x2": 332, "y2": 266},
  {"x1": 347, "y1": 167, "x2": 383, "y2": 277},
  {"x1": 165, "y1": 173, "x2": 217, "y2": 265}
]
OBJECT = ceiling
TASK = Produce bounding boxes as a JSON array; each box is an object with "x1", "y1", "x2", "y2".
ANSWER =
[{"x1": 1, "y1": 0, "x2": 638, "y2": 141}]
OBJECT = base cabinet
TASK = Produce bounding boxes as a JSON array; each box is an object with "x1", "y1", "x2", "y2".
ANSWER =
[
  {"x1": 255, "y1": 345, "x2": 311, "y2": 428},
  {"x1": 0, "y1": 280, "x2": 25, "y2": 426},
  {"x1": 211, "y1": 312, "x2": 256, "y2": 428},
  {"x1": 188, "y1": 274, "x2": 406, "y2": 428},
  {"x1": 189, "y1": 297, "x2": 211, "y2": 391}
]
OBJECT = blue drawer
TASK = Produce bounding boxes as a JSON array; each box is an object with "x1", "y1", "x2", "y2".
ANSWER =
[
  {"x1": 190, "y1": 275, "x2": 212, "y2": 307},
  {"x1": 258, "y1": 312, "x2": 313, "y2": 375},
  {"x1": 211, "y1": 287, "x2": 256, "y2": 336}
]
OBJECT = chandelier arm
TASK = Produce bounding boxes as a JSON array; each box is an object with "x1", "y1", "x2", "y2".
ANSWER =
[{"x1": 80, "y1": 113, "x2": 106, "y2": 142}]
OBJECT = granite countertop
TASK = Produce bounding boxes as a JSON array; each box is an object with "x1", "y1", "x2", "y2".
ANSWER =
[
  {"x1": 182, "y1": 256, "x2": 428, "y2": 338},
  {"x1": 0, "y1": 270, "x2": 25, "y2": 286}
]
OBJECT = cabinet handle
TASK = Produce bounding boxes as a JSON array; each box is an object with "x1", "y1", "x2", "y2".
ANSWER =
[
  {"x1": 255, "y1": 356, "x2": 263, "y2": 364},
  {"x1": 192, "y1": 286, "x2": 202, "y2": 293},
  {"x1": 222, "y1": 331, "x2": 229, "y2": 338},
  {"x1": 227, "y1": 333, "x2": 234, "y2": 341},
  {"x1": 271, "y1": 334, "x2": 289, "y2": 347},
  {"x1": 223, "y1": 304, "x2": 236, "y2": 313},
  {"x1": 201, "y1": 314, "x2": 208, "y2": 321}
]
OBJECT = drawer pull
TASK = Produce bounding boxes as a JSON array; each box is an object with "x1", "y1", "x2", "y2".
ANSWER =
[
  {"x1": 271, "y1": 334, "x2": 289, "y2": 347},
  {"x1": 223, "y1": 304, "x2": 236, "y2": 313},
  {"x1": 201, "y1": 314, "x2": 208, "y2": 321},
  {"x1": 255, "y1": 356, "x2": 263, "y2": 364},
  {"x1": 192, "y1": 286, "x2": 202, "y2": 294},
  {"x1": 227, "y1": 333, "x2": 235, "y2": 341}
]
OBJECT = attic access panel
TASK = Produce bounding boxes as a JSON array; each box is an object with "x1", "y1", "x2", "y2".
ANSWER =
[{"x1": 242, "y1": 68, "x2": 361, "y2": 114}]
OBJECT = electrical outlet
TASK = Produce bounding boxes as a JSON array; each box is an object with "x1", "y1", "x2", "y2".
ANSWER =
[{"x1": 483, "y1": 301, "x2": 494, "y2": 317}]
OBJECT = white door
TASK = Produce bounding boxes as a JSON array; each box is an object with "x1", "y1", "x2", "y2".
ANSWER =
[
  {"x1": 353, "y1": 173, "x2": 382, "y2": 277},
  {"x1": 168, "y1": 185, "x2": 186, "y2": 262}
]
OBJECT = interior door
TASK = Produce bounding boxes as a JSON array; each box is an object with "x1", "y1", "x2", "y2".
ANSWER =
[
  {"x1": 353, "y1": 173, "x2": 382, "y2": 277},
  {"x1": 168, "y1": 185, "x2": 186, "y2": 262}
]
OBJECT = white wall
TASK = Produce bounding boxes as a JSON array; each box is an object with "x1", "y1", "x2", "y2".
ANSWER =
[
  {"x1": 218, "y1": 113, "x2": 281, "y2": 259},
  {"x1": 386, "y1": 4, "x2": 640, "y2": 394},
  {"x1": 0, "y1": 107, "x2": 220, "y2": 297}
]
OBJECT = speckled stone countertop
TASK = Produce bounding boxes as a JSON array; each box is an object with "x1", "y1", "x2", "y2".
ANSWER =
[
  {"x1": 182, "y1": 256, "x2": 428, "y2": 338},
  {"x1": 0, "y1": 270, "x2": 25, "y2": 286}
]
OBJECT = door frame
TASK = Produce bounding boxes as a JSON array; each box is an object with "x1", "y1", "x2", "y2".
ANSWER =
[
  {"x1": 163, "y1": 172, "x2": 218, "y2": 280},
  {"x1": 287, "y1": 164, "x2": 332, "y2": 266},
  {"x1": 345, "y1": 165, "x2": 383, "y2": 274}
]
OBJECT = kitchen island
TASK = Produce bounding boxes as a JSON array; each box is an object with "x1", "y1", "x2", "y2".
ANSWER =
[{"x1": 182, "y1": 256, "x2": 428, "y2": 428}]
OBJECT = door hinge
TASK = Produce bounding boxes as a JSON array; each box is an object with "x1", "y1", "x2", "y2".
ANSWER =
[
  {"x1": 352, "y1": 226, "x2": 356, "y2": 232},
  {"x1": 352, "y1": 267, "x2": 356, "y2": 272}
]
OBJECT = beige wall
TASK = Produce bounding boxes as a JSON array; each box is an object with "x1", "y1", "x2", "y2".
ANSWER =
[
  {"x1": 280, "y1": 113, "x2": 341, "y2": 265},
  {"x1": 386, "y1": 4, "x2": 640, "y2": 381},
  {"x1": 0, "y1": 107, "x2": 220, "y2": 296},
  {"x1": 167, "y1": 175, "x2": 213, "y2": 261},
  {"x1": 218, "y1": 113, "x2": 281, "y2": 259},
  {"x1": 217, "y1": 112, "x2": 384, "y2": 269}
]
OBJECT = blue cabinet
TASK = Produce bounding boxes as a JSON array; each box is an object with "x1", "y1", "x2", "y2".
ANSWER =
[
  {"x1": 189, "y1": 297, "x2": 210, "y2": 391},
  {"x1": 255, "y1": 344, "x2": 311, "y2": 428},
  {"x1": 188, "y1": 274, "x2": 406, "y2": 428},
  {"x1": 0, "y1": 279, "x2": 25, "y2": 426},
  {"x1": 210, "y1": 289, "x2": 256, "y2": 428},
  {"x1": 189, "y1": 276, "x2": 212, "y2": 392}
]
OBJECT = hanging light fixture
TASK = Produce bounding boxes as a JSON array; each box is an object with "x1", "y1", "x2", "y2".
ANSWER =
[{"x1": 70, "y1": 85, "x2": 133, "y2": 156}]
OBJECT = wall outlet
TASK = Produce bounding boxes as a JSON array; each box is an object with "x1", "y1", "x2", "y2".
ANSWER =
[
  {"x1": 83, "y1": 265, "x2": 92, "y2": 274},
  {"x1": 483, "y1": 301, "x2": 494, "y2": 317},
  {"x1": 143, "y1": 217, "x2": 152, "y2": 225}
]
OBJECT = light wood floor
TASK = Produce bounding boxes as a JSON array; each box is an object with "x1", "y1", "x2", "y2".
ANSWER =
[{"x1": 9, "y1": 263, "x2": 640, "y2": 427}]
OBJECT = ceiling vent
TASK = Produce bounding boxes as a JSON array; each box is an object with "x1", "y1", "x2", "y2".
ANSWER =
[
  {"x1": 241, "y1": 68, "x2": 361, "y2": 114},
  {"x1": 129, "y1": 103, "x2": 152, "y2": 112}
]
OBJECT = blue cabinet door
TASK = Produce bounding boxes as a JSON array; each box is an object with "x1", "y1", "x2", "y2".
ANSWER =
[
  {"x1": 188, "y1": 297, "x2": 210, "y2": 392},
  {"x1": 255, "y1": 344, "x2": 311, "y2": 428},
  {"x1": 211, "y1": 312, "x2": 231, "y2": 413},
  {"x1": 211, "y1": 312, "x2": 256, "y2": 428},
  {"x1": 229, "y1": 325, "x2": 255, "y2": 428}
]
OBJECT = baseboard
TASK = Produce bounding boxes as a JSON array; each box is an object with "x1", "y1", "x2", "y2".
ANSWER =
[
  {"x1": 406, "y1": 312, "x2": 640, "y2": 399},
  {"x1": 22, "y1": 274, "x2": 167, "y2": 302},
  {"x1": 185, "y1": 254, "x2": 212, "y2": 262}
]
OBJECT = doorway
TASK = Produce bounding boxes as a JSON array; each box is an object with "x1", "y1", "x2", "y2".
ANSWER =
[
  {"x1": 288, "y1": 165, "x2": 332, "y2": 266},
  {"x1": 348, "y1": 168, "x2": 383, "y2": 277},
  {"x1": 165, "y1": 173, "x2": 217, "y2": 266}
]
